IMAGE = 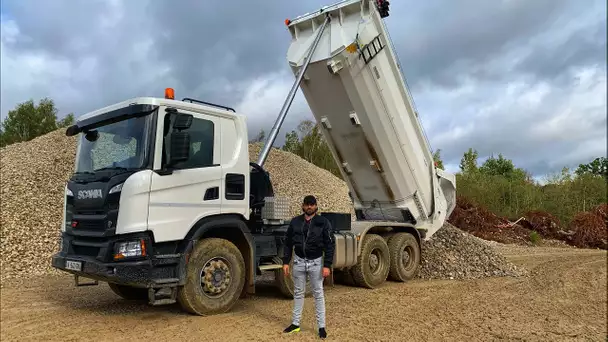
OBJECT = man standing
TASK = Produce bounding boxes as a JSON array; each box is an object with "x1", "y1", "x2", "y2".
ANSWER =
[{"x1": 282, "y1": 195, "x2": 335, "y2": 339}]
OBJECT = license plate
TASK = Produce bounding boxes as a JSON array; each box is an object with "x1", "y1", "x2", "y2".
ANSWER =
[{"x1": 65, "y1": 260, "x2": 82, "y2": 271}]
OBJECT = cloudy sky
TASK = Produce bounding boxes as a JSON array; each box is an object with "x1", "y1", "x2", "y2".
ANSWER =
[{"x1": 1, "y1": 0, "x2": 606, "y2": 178}]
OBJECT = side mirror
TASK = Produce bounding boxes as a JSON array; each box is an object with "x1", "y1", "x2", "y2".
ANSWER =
[
  {"x1": 169, "y1": 132, "x2": 190, "y2": 165},
  {"x1": 173, "y1": 113, "x2": 193, "y2": 130},
  {"x1": 66, "y1": 124, "x2": 80, "y2": 137}
]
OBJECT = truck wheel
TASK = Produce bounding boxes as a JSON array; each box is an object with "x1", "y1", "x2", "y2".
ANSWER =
[
  {"x1": 177, "y1": 238, "x2": 246, "y2": 316},
  {"x1": 274, "y1": 257, "x2": 311, "y2": 298},
  {"x1": 350, "y1": 234, "x2": 390, "y2": 288},
  {"x1": 108, "y1": 283, "x2": 148, "y2": 301},
  {"x1": 387, "y1": 232, "x2": 420, "y2": 282}
]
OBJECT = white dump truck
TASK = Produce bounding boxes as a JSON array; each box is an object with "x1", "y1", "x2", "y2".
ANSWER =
[{"x1": 52, "y1": 0, "x2": 456, "y2": 316}]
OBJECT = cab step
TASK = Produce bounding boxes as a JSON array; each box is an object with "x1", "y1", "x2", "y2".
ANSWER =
[
  {"x1": 74, "y1": 275, "x2": 99, "y2": 287},
  {"x1": 148, "y1": 286, "x2": 177, "y2": 306}
]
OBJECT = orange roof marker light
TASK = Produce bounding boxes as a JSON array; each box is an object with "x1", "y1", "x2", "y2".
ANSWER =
[
  {"x1": 165, "y1": 88, "x2": 175, "y2": 100},
  {"x1": 285, "y1": 19, "x2": 291, "y2": 26}
]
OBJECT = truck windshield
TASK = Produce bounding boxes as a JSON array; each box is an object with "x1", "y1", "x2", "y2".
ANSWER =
[{"x1": 74, "y1": 115, "x2": 151, "y2": 174}]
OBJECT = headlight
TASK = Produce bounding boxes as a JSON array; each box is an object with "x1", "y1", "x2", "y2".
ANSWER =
[
  {"x1": 109, "y1": 183, "x2": 123, "y2": 194},
  {"x1": 113, "y1": 239, "x2": 147, "y2": 260},
  {"x1": 66, "y1": 186, "x2": 73, "y2": 197}
]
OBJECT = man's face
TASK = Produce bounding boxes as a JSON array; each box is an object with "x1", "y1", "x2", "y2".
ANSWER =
[{"x1": 302, "y1": 202, "x2": 317, "y2": 216}]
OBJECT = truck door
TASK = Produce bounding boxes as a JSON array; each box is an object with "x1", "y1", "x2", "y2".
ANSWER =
[{"x1": 148, "y1": 107, "x2": 222, "y2": 242}]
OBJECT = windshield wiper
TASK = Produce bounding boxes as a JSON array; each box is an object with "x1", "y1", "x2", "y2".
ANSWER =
[{"x1": 95, "y1": 166, "x2": 138, "y2": 172}]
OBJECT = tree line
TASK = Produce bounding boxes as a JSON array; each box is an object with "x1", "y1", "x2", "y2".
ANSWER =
[{"x1": 0, "y1": 98, "x2": 74, "y2": 147}]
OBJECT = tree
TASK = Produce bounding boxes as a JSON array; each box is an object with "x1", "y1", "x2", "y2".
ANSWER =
[
  {"x1": 575, "y1": 157, "x2": 608, "y2": 178},
  {"x1": 57, "y1": 113, "x2": 75, "y2": 128},
  {"x1": 0, "y1": 98, "x2": 74, "y2": 147},
  {"x1": 432, "y1": 149, "x2": 444, "y2": 169},
  {"x1": 282, "y1": 130, "x2": 300, "y2": 153},
  {"x1": 479, "y1": 153, "x2": 530, "y2": 182},
  {"x1": 459, "y1": 148, "x2": 478, "y2": 174},
  {"x1": 249, "y1": 129, "x2": 266, "y2": 143}
]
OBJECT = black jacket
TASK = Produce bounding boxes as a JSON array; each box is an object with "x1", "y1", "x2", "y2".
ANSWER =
[{"x1": 282, "y1": 214, "x2": 335, "y2": 268}]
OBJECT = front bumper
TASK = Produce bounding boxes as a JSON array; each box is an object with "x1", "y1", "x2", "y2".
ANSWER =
[{"x1": 51, "y1": 232, "x2": 184, "y2": 288}]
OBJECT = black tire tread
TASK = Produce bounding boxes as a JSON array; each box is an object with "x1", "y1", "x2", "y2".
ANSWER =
[
  {"x1": 387, "y1": 232, "x2": 421, "y2": 282},
  {"x1": 350, "y1": 234, "x2": 390, "y2": 288},
  {"x1": 177, "y1": 238, "x2": 245, "y2": 316}
]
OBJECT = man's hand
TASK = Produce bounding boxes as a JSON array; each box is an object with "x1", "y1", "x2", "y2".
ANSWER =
[
  {"x1": 283, "y1": 264, "x2": 289, "y2": 276},
  {"x1": 322, "y1": 267, "x2": 331, "y2": 278}
]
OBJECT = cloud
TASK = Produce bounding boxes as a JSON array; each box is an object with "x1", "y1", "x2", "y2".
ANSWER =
[{"x1": 0, "y1": 0, "x2": 605, "y2": 178}]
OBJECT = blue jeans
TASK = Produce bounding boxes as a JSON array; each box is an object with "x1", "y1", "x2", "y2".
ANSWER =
[{"x1": 291, "y1": 254, "x2": 326, "y2": 328}]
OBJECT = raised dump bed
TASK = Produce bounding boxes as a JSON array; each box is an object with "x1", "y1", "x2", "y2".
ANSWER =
[{"x1": 285, "y1": 0, "x2": 456, "y2": 238}]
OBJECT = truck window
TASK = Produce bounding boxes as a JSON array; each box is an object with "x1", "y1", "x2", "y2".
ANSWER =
[{"x1": 163, "y1": 113, "x2": 216, "y2": 169}]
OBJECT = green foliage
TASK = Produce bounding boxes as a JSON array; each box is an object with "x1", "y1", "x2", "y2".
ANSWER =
[
  {"x1": 529, "y1": 231, "x2": 541, "y2": 244},
  {"x1": 479, "y1": 153, "x2": 531, "y2": 182},
  {"x1": 281, "y1": 119, "x2": 341, "y2": 178},
  {"x1": 575, "y1": 157, "x2": 608, "y2": 178},
  {"x1": 249, "y1": 129, "x2": 266, "y2": 143},
  {"x1": 432, "y1": 149, "x2": 444, "y2": 169},
  {"x1": 459, "y1": 148, "x2": 479, "y2": 174},
  {"x1": 0, "y1": 98, "x2": 74, "y2": 147},
  {"x1": 457, "y1": 154, "x2": 607, "y2": 226}
]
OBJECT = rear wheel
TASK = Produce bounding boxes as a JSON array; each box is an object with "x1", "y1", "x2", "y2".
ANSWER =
[
  {"x1": 387, "y1": 232, "x2": 420, "y2": 282},
  {"x1": 350, "y1": 234, "x2": 390, "y2": 288},
  {"x1": 108, "y1": 283, "x2": 148, "y2": 301},
  {"x1": 177, "y1": 238, "x2": 246, "y2": 316}
]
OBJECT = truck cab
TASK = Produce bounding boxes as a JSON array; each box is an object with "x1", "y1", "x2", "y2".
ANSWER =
[{"x1": 53, "y1": 94, "x2": 263, "y2": 314}]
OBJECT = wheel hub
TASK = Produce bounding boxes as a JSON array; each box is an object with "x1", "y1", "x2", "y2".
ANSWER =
[
  {"x1": 402, "y1": 246, "x2": 414, "y2": 269},
  {"x1": 200, "y1": 257, "x2": 231, "y2": 298},
  {"x1": 368, "y1": 248, "x2": 382, "y2": 274}
]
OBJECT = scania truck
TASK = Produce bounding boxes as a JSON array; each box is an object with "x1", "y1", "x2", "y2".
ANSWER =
[{"x1": 52, "y1": 0, "x2": 456, "y2": 316}]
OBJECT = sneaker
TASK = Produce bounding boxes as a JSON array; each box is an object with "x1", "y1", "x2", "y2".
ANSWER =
[
  {"x1": 283, "y1": 324, "x2": 300, "y2": 334},
  {"x1": 319, "y1": 328, "x2": 327, "y2": 339}
]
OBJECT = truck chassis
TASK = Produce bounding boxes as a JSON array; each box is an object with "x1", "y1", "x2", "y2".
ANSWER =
[{"x1": 53, "y1": 213, "x2": 423, "y2": 316}]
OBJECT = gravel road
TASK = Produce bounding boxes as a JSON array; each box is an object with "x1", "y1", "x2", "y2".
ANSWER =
[{"x1": 1, "y1": 246, "x2": 606, "y2": 342}]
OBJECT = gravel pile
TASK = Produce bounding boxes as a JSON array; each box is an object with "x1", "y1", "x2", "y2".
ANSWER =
[
  {"x1": 418, "y1": 223, "x2": 528, "y2": 280},
  {"x1": 248, "y1": 143, "x2": 354, "y2": 218},
  {"x1": 1, "y1": 130, "x2": 78, "y2": 284},
  {"x1": 1, "y1": 128, "x2": 525, "y2": 287}
]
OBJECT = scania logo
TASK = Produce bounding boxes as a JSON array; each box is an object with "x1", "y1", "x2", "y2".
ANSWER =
[{"x1": 77, "y1": 189, "x2": 103, "y2": 199}]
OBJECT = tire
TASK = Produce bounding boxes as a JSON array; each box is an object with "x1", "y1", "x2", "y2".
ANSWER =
[
  {"x1": 177, "y1": 238, "x2": 246, "y2": 316},
  {"x1": 108, "y1": 283, "x2": 148, "y2": 301},
  {"x1": 350, "y1": 234, "x2": 390, "y2": 288},
  {"x1": 274, "y1": 257, "x2": 311, "y2": 298},
  {"x1": 387, "y1": 232, "x2": 421, "y2": 282}
]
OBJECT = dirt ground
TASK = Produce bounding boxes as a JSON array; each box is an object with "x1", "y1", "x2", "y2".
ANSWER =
[{"x1": 1, "y1": 246, "x2": 606, "y2": 342}]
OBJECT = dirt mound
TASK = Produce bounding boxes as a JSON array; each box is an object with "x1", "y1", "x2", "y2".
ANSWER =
[
  {"x1": 569, "y1": 210, "x2": 607, "y2": 249},
  {"x1": 592, "y1": 203, "x2": 608, "y2": 221},
  {"x1": 418, "y1": 223, "x2": 527, "y2": 280},
  {"x1": 447, "y1": 196, "x2": 532, "y2": 244},
  {"x1": 520, "y1": 210, "x2": 562, "y2": 239},
  {"x1": 247, "y1": 143, "x2": 354, "y2": 217}
]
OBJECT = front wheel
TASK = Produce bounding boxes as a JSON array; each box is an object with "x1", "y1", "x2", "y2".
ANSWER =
[{"x1": 177, "y1": 238, "x2": 246, "y2": 316}]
